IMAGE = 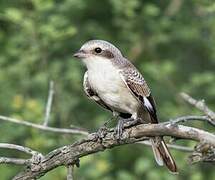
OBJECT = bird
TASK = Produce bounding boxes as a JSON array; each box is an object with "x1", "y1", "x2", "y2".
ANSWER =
[{"x1": 73, "y1": 39, "x2": 177, "y2": 173}]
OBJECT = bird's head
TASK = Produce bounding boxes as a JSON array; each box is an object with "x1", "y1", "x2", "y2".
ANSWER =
[{"x1": 73, "y1": 40, "x2": 122, "y2": 63}]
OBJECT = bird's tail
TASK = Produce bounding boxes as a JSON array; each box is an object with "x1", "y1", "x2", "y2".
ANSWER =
[{"x1": 150, "y1": 137, "x2": 178, "y2": 174}]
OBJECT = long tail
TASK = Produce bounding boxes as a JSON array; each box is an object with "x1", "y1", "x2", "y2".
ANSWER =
[{"x1": 151, "y1": 137, "x2": 178, "y2": 174}]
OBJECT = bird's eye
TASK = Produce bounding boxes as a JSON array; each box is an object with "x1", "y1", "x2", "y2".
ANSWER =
[{"x1": 94, "y1": 47, "x2": 102, "y2": 53}]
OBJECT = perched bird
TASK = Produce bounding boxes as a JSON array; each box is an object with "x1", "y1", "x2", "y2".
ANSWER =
[{"x1": 73, "y1": 40, "x2": 177, "y2": 173}]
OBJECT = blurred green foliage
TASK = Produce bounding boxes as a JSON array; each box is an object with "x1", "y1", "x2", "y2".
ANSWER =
[{"x1": 0, "y1": 0, "x2": 215, "y2": 179}]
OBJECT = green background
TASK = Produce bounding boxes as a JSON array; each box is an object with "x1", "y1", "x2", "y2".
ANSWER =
[{"x1": 0, "y1": 0, "x2": 214, "y2": 179}]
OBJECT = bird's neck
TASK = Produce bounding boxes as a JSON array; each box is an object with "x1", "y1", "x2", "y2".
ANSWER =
[{"x1": 82, "y1": 56, "x2": 114, "y2": 72}]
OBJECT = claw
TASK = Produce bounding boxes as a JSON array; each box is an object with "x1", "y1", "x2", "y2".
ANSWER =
[
  {"x1": 124, "y1": 117, "x2": 141, "y2": 127},
  {"x1": 114, "y1": 119, "x2": 124, "y2": 140},
  {"x1": 114, "y1": 117, "x2": 141, "y2": 140}
]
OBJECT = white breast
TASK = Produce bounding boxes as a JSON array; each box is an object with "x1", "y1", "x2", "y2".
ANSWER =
[{"x1": 82, "y1": 57, "x2": 139, "y2": 114}]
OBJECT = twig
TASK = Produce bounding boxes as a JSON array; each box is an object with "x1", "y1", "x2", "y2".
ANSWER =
[
  {"x1": 14, "y1": 122, "x2": 215, "y2": 179},
  {"x1": 67, "y1": 165, "x2": 74, "y2": 180},
  {"x1": 0, "y1": 81, "x2": 89, "y2": 136},
  {"x1": 165, "y1": 0, "x2": 184, "y2": 16},
  {"x1": 0, "y1": 115, "x2": 89, "y2": 135},
  {"x1": 44, "y1": 81, "x2": 55, "y2": 126},
  {"x1": 168, "y1": 115, "x2": 215, "y2": 126},
  {"x1": 138, "y1": 140, "x2": 193, "y2": 152},
  {"x1": 188, "y1": 142, "x2": 215, "y2": 164},
  {"x1": 180, "y1": 92, "x2": 215, "y2": 121},
  {"x1": 0, "y1": 157, "x2": 29, "y2": 165},
  {"x1": 0, "y1": 143, "x2": 44, "y2": 167},
  {"x1": 0, "y1": 143, "x2": 38, "y2": 155}
]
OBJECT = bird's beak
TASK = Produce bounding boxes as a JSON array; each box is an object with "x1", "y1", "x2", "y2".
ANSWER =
[{"x1": 73, "y1": 50, "x2": 87, "y2": 59}]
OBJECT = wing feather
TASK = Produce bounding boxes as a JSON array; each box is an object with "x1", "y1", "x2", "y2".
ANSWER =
[{"x1": 119, "y1": 68, "x2": 158, "y2": 123}]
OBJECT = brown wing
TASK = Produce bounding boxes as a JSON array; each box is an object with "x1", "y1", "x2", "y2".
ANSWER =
[
  {"x1": 120, "y1": 67, "x2": 177, "y2": 172},
  {"x1": 120, "y1": 68, "x2": 158, "y2": 123},
  {"x1": 83, "y1": 71, "x2": 112, "y2": 112}
]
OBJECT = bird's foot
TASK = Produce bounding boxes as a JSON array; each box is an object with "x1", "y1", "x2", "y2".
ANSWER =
[
  {"x1": 123, "y1": 117, "x2": 141, "y2": 128},
  {"x1": 90, "y1": 116, "x2": 117, "y2": 142},
  {"x1": 114, "y1": 118, "x2": 141, "y2": 140}
]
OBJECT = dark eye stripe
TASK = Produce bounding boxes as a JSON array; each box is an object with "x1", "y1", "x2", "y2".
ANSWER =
[
  {"x1": 101, "y1": 50, "x2": 114, "y2": 59},
  {"x1": 91, "y1": 49, "x2": 114, "y2": 59}
]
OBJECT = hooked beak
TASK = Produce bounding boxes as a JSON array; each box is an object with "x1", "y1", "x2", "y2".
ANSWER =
[{"x1": 73, "y1": 50, "x2": 87, "y2": 59}]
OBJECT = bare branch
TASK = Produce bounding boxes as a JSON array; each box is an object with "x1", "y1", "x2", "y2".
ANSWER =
[
  {"x1": 168, "y1": 115, "x2": 215, "y2": 126},
  {"x1": 44, "y1": 81, "x2": 55, "y2": 126},
  {"x1": 0, "y1": 157, "x2": 29, "y2": 165},
  {"x1": 67, "y1": 165, "x2": 74, "y2": 180},
  {"x1": 0, "y1": 143, "x2": 44, "y2": 169},
  {"x1": 0, "y1": 115, "x2": 89, "y2": 136},
  {"x1": 0, "y1": 143, "x2": 38, "y2": 155},
  {"x1": 0, "y1": 95, "x2": 214, "y2": 179},
  {"x1": 188, "y1": 142, "x2": 215, "y2": 164},
  {"x1": 13, "y1": 123, "x2": 215, "y2": 179},
  {"x1": 138, "y1": 140, "x2": 193, "y2": 152},
  {"x1": 180, "y1": 92, "x2": 215, "y2": 121}
]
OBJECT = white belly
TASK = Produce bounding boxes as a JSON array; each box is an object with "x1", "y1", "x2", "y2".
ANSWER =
[{"x1": 84, "y1": 57, "x2": 139, "y2": 114}]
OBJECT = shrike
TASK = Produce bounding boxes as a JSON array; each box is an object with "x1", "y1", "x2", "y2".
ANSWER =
[{"x1": 73, "y1": 40, "x2": 177, "y2": 173}]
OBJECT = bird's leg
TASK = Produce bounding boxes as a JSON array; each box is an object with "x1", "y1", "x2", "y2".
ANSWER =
[
  {"x1": 114, "y1": 118, "x2": 125, "y2": 140},
  {"x1": 114, "y1": 117, "x2": 141, "y2": 140},
  {"x1": 123, "y1": 117, "x2": 141, "y2": 128}
]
